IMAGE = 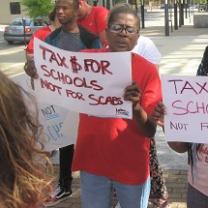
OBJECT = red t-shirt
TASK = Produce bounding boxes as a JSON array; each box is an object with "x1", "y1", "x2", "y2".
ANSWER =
[
  {"x1": 78, "y1": 6, "x2": 108, "y2": 45},
  {"x1": 26, "y1": 26, "x2": 52, "y2": 54},
  {"x1": 72, "y1": 49, "x2": 162, "y2": 185}
]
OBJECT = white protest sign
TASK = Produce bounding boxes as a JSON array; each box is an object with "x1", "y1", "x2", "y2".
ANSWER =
[
  {"x1": 38, "y1": 103, "x2": 78, "y2": 151},
  {"x1": 34, "y1": 38, "x2": 132, "y2": 119},
  {"x1": 162, "y1": 75, "x2": 208, "y2": 144},
  {"x1": 12, "y1": 73, "x2": 79, "y2": 151}
]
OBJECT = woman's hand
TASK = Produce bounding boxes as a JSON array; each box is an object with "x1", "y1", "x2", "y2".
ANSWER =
[
  {"x1": 150, "y1": 102, "x2": 166, "y2": 127},
  {"x1": 24, "y1": 55, "x2": 38, "y2": 79},
  {"x1": 123, "y1": 81, "x2": 141, "y2": 111}
]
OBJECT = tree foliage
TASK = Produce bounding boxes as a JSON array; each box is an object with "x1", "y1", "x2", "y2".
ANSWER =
[{"x1": 22, "y1": 0, "x2": 54, "y2": 18}]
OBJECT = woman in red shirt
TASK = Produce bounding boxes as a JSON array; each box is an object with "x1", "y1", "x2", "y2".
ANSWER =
[{"x1": 73, "y1": 4, "x2": 162, "y2": 208}]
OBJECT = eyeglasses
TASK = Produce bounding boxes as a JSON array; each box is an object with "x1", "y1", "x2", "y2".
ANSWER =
[{"x1": 109, "y1": 24, "x2": 138, "y2": 35}]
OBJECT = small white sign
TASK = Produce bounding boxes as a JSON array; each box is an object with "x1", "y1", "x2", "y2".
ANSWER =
[
  {"x1": 13, "y1": 73, "x2": 79, "y2": 151},
  {"x1": 162, "y1": 75, "x2": 208, "y2": 144}
]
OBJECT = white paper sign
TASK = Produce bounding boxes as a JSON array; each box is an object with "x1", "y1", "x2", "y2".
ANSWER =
[
  {"x1": 162, "y1": 75, "x2": 208, "y2": 144},
  {"x1": 34, "y1": 38, "x2": 132, "y2": 119},
  {"x1": 12, "y1": 73, "x2": 79, "y2": 151}
]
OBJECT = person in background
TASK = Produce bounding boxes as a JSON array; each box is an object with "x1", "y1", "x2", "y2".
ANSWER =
[
  {"x1": 24, "y1": 0, "x2": 101, "y2": 206},
  {"x1": 132, "y1": 35, "x2": 161, "y2": 67},
  {"x1": 175, "y1": 45, "x2": 208, "y2": 208},
  {"x1": 151, "y1": 101, "x2": 208, "y2": 208},
  {"x1": 168, "y1": 143, "x2": 208, "y2": 208},
  {"x1": 77, "y1": 0, "x2": 109, "y2": 47},
  {"x1": 196, "y1": 46, "x2": 208, "y2": 76},
  {"x1": 72, "y1": 4, "x2": 162, "y2": 207},
  {"x1": 0, "y1": 70, "x2": 52, "y2": 208},
  {"x1": 150, "y1": 45, "x2": 208, "y2": 207}
]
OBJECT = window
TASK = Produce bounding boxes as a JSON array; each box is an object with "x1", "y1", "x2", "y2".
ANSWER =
[{"x1": 10, "y1": 2, "x2": 21, "y2": 15}]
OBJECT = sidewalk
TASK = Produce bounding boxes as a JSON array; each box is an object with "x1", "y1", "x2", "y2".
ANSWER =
[{"x1": 49, "y1": 10, "x2": 208, "y2": 208}]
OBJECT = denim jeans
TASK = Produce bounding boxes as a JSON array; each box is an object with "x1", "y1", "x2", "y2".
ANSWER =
[{"x1": 80, "y1": 171, "x2": 150, "y2": 208}]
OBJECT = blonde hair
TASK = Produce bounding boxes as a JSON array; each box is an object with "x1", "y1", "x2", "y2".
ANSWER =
[{"x1": 0, "y1": 71, "x2": 53, "y2": 208}]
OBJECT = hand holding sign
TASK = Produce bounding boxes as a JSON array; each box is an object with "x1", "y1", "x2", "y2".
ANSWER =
[
  {"x1": 24, "y1": 54, "x2": 38, "y2": 79},
  {"x1": 162, "y1": 75, "x2": 208, "y2": 144},
  {"x1": 149, "y1": 102, "x2": 166, "y2": 127},
  {"x1": 34, "y1": 38, "x2": 133, "y2": 119},
  {"x1": 124, "y1": 81, "x2": 141, "y2": 109}
]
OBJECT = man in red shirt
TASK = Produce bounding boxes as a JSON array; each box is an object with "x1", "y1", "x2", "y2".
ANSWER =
[
  {"x1": 72, "y1": 4, "x2": 162, "y2": 208},
  {"x1": 77, "y1": 0, "x2": 109, "y2": 47}
]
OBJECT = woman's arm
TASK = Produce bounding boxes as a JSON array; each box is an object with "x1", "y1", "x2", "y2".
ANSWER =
[{"x1": 124, "y1": 82, "x2": 156, "y2": 137}]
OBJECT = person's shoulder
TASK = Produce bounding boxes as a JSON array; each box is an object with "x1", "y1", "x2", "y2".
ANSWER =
[
  {"x1": 132, "y1": 52, "x2": 156, "y2": 69},
  {"x1": 38, "y1": 25, "x2": 51, "y2": 32},
  {"x1": 132, "y1": 52, "x2": 150, "y2": 62},
  {"x1": 138, "y1": 35, "x2": 155, "y2": 45},
  {"x1": 33, "y1": 26, "x2": 51, "y2": 37},
  {"x1": 47, "y1": 27, "x2": 61, "y2": 37},
  {"x1": 45, "y1": 27, "x2": 61, "y2": 43},
  {"x1": 204, "y1": 46, "x2": 208, "y2": 55},
  {"x1": 132, "y1": 53, "x2": 159, "y2": 88},
  {"x1": 93, "y1": 6, "x2": 109, "y2": 14},
  {"x1": 133, "y1": 35, "x2": 161, "y2": 64},
  {"x1": 93, "y1": 6, "x2": 109, "y2": 11},
  {"x1": 203, "y1": 46, "x2": 208, "y2": 61},
  {"x1": 133, "y1": 36, "x2": 153, "y2": 52},
  {"x1": 79, "y1": 25, "x2": 101, "y2": 48},
  {"x1": 36, "y1": 25, "x2": 50, "y2": 32}
]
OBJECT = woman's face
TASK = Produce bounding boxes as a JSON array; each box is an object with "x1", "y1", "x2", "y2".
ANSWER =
[{"x1": 106, "y1": 13, "x2": 139, "y2": 52}]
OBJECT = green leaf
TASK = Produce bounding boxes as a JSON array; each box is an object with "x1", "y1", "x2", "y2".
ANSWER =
[{"x1": 21, "y1": 0, "x2": 54, "y2": 18}]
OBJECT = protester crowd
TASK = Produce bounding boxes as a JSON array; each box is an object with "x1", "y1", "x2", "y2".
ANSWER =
[{"x1": 0, "y1": 0, "x2": 207, "y2": 208}]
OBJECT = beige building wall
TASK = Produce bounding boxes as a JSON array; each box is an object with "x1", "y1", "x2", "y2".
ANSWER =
[{"x1": 0, "y1": 0, "x2": 27, "y2": 24}]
